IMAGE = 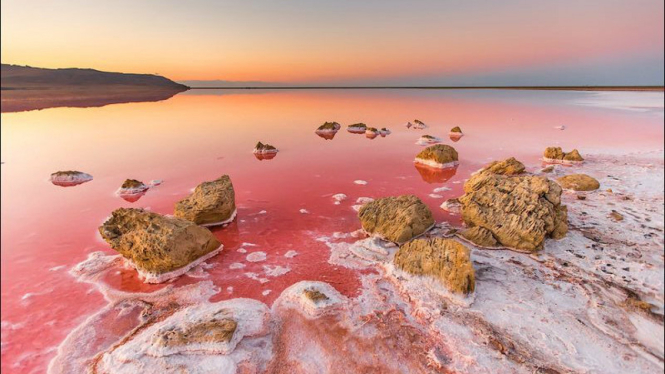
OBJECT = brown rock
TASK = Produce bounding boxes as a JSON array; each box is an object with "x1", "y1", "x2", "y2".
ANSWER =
[
  {"x1": 458, "y1": 158, "x2": 568, "y2": 252},
  {"x1": 481, "y1": 157, "x2": 525, "y2": 176},
  {"x1": 174, "y1": 175, "x2": 236, "y2": 226},
  {"x1": 609, "y1": 210, "x2": 624, "y2": 222},
  {"x1": 99, "y1": 208, "x2": 221, "y2": 280},
  {"x1": 415, "y1": 144, "x2": 459, "y2": 166},
  {"x1": 557, "y1": 174, "x2": 600, "y2": 191},
  {"x1": 450, "y1": 126, "x2": 463, "y2": 134},
  {"x1": 303, "y1": 289, "x2": 329, "y2": 303},
  {"x1": 461, "y1": 227, "x2": 499, "y2": 248},
  {"x1": 541, "y1": 166, "x2": 555, "y2": 173},
  {"x1": 358, "y1": 195, "x2": 434, "y2": 244},
  {"x1": 394, "y1": 238, "x2": 475, "y2": 294},
  {"x1": 543, "y1": 147, "x2": 565, "y2": 160},
  {"x1": 120, "y1": 179, "x2": 148, "y2": 191},
  {"x1": 563, "y1": 149, "x2": 584, "y2": 162},
  {"x1": 155, "y1": 318, "x2": 237, "y2": 347},
  {"x1": 543, "y1": 147, "x2": 584, "y2": 163}
]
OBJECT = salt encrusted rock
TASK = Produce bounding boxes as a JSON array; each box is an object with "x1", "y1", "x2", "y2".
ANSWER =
[
  {"x1": 174, "y1": 175, "x2": 237, "y2": 226},
  {"x1": 543, "y1": 147, "x2": 584, "y2": 164},
  {"x1": 414, "y1": 144, "x2": 459, "y2": 168},
  {"x1": 316, "y1": 121, "x2": 341, "y2": 133},
  {"x1": 416, "y1": 135, "x2": 441, "y2": 145},
  {"x1": 393, "y1": 238, "x2": 475, "y2": 294},
  {"x1": 98, "y1": 208, "x2": 222, "y2": 283},
  {"x1": 49, "y1": 170, "x2": 93, "y2": 186},
  {"x1": 460, "y1": 226, "x2": 499, "y2": 248},
  {"x1": 379, "y1": 128, "x2": 391, "y2": 136},
  {"x1": 458, "y1": 158, "x2": 568, "y2": 252},
  {"x1": 117, "y1": 179, "x2": 149, "y2": 194},
  {"x1": 253, "y1": 142, "x2": 278, "y2": 154},
  {"x1": 407, "y1": 119, "x2": 428, "y2": 129},
  {"x1": 347, "y1": 123, "x2": 367, "y2": 133},
  {"x1": 450, "y1": 126, "x2": 463, "y2": 134},
  {"x1": 358, "y1": 195, "x2": 434, "y2": 244},
  {"x1": 557, "y1": 174, "x2": 600, "y2": 191},
  {"x1": 97, "y1": 299, "x2": 272, "y2": 372},
  {"x1": 440, "y1": 198, "x2": 462, "y2": 214},
  {"x1": 273, "y1": 281, "x2": 346, "y2": 318}
]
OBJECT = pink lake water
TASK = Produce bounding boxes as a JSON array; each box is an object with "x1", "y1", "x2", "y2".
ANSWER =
[{"x1": 1, "y1": 89, "x2": 663, "y2": 373}]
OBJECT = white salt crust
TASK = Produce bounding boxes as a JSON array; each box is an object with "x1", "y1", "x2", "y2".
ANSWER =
[
  {"x1": 448, "y1": 131, "x2": 464, "y2": 136},
  {"x1": 542, "y1": 157, "x2": 584, "y2": 165},
  {"x1": 414, "y1": 158, "x2": 459, "y2": 169},
  {"x1": 252, "y1": 148, "x2": 279, "y2": 154},
  {"x1": 130, "y1": 245, "x2": 224, "y2": 284},
  {"x1": 200, "y1": 208, "x2": 238, "y2": 227},
  {"x1": 415, "y1": 136, "x2": 442, "y2": 146}
]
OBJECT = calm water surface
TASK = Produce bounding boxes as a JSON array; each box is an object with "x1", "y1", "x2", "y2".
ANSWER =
[{"x1": 1, "y1": 89, "x2": 663, "y2": 373}]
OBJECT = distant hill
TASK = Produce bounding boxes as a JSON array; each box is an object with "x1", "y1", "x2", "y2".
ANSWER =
[{"x1": 1, "y1": 64, "x2": 189, "y2": 90}]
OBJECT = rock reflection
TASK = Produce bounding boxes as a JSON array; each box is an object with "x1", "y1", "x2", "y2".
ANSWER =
[
  {"x1": 315, "y1": 131, "x2": 337, "y2": 140},
  {"x1": 414, "y1": 163, "x2": 458, "y2": 184},
  {"x1": 254, "y1": 152, "x2": 277, "y2": 161}
]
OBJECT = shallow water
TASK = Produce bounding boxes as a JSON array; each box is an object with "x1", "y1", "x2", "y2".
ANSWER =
[{"x1": 1, "y1": 89, "x2": 663, "y2": 373}]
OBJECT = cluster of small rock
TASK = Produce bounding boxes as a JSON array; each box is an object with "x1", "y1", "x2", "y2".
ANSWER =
[{"x1": 99, "y1": 175, "x2": 237, "y2": 283}]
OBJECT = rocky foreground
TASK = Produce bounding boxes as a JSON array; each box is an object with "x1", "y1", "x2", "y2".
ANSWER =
[{"x1": 50, "y1": 151, "x2": 664, "y2": 374}]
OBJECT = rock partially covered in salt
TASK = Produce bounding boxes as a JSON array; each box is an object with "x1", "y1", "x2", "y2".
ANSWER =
[
  {"x1": 98, "y1": 208, "x2": 221, "y2": 283},
  {"x1": 97, "y1": 299, "x2": 272, "y2": 373},
  {"x1": 543, "y1": 147, "x2": 584, "y2": 164},
  {"x1": 414, "y1": 144, "x2": 459, "y2": 169},
  {"x1": 394, "y1": 238, "x2": 475, "y2": 294},
  {"x1": 358, "y1": 195, "x2": 434, "y2": 244},
  {"x1": 50, "y1": 170, "x2": 93, "y2": 186},
  {"x1": 273, "y1": 281, "x2": 346, "y2": 318},
  {"x1": 253, "y1": 141, "x2": 279, "y2": 154}
]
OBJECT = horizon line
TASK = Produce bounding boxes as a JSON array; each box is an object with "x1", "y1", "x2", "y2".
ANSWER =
[{"x1": 186, "y1": 85, "x2": 665, "y2": 91}]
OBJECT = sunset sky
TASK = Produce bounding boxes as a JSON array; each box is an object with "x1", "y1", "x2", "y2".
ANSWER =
[{"x1": 1, "y1": 0, "x2": 663, "y2": 85}]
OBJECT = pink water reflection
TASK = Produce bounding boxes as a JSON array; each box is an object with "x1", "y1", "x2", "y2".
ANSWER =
[{"x1": 1, "y1": 89, "x2": 663, "y2": 373}]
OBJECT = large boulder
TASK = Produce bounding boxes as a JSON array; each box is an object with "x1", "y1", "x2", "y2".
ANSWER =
[
  {"x1": 99, "y1": 208, "x2": 221, "y2": 283},
  {"x1": 557, "y1": 174, "x2": 600, "y2": 191},
  {"x1": 358, "y1": 195, "x2": 434, "y2": 244},
  {"x1": 174, "y1": 175, "x2": 236, "y2": 226},
  {"x1": 394, "y1": 238, "x2": 475, "y2": 294},
  {"x1": 414, "y1": 144, "x2": 459, "y2": 168},
  {"x1": 458, "y1": 158, "x2": 568, "y2": 252}
]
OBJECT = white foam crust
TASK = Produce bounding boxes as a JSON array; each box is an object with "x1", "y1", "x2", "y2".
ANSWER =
[
  {"x1": 414, "y1": 158, "x2": 459, "y2": 169},
  {"x1": 130, "y1": 245, "x2": 223, "y2": 284}
]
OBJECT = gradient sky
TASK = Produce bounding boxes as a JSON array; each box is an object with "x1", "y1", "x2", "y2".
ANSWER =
[{"x1": 1, "y1": 0, "x2": 663, "y2": 85}]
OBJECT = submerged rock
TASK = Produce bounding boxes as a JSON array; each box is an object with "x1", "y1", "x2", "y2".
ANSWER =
[
  {"x1": 458, "y1": 158, "x2": 568, "y2": 252},
  {"x1": 358, "y1": 195, "x2": 434, "y2": 244},
  {"x1": 316, "y1": 121, "x2": 341, "y2": 133},
  {"x1": 50, "y1": 170, "x2": 93, "y2": 187},
  {"x1": 557, "y1": 174, "x2": 600, "y2": 191},
  {"x1": 98, "y1": 208, "x2": 222, "y2": 283},
  {"x1": 543, "y1": 147, "x2": 584, "y2": 164},
  {"x1": 347, "y1": 123, "x2": 367, "y2": 133},
  {"x1": 394, "y1": 238, "x2": 475, "y2": 294},
  {"x1": 174, "y1": 175, "x2": 237, "y2": 226},
  {"x1": 253, "y1": 142, "x2": 279, "y2": 154},
  {"x1": 414, "y1": 144, "x2": 459, "y2": 169}
]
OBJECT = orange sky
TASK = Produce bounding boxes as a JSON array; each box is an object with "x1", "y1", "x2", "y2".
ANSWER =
[{"x1": 1, "y1": 1, "x2": 663, "y2": 84}]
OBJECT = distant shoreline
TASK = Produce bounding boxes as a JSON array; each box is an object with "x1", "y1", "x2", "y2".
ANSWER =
[{"x1": 188, "y1": 86, "x2": 664, "y2": 91}]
